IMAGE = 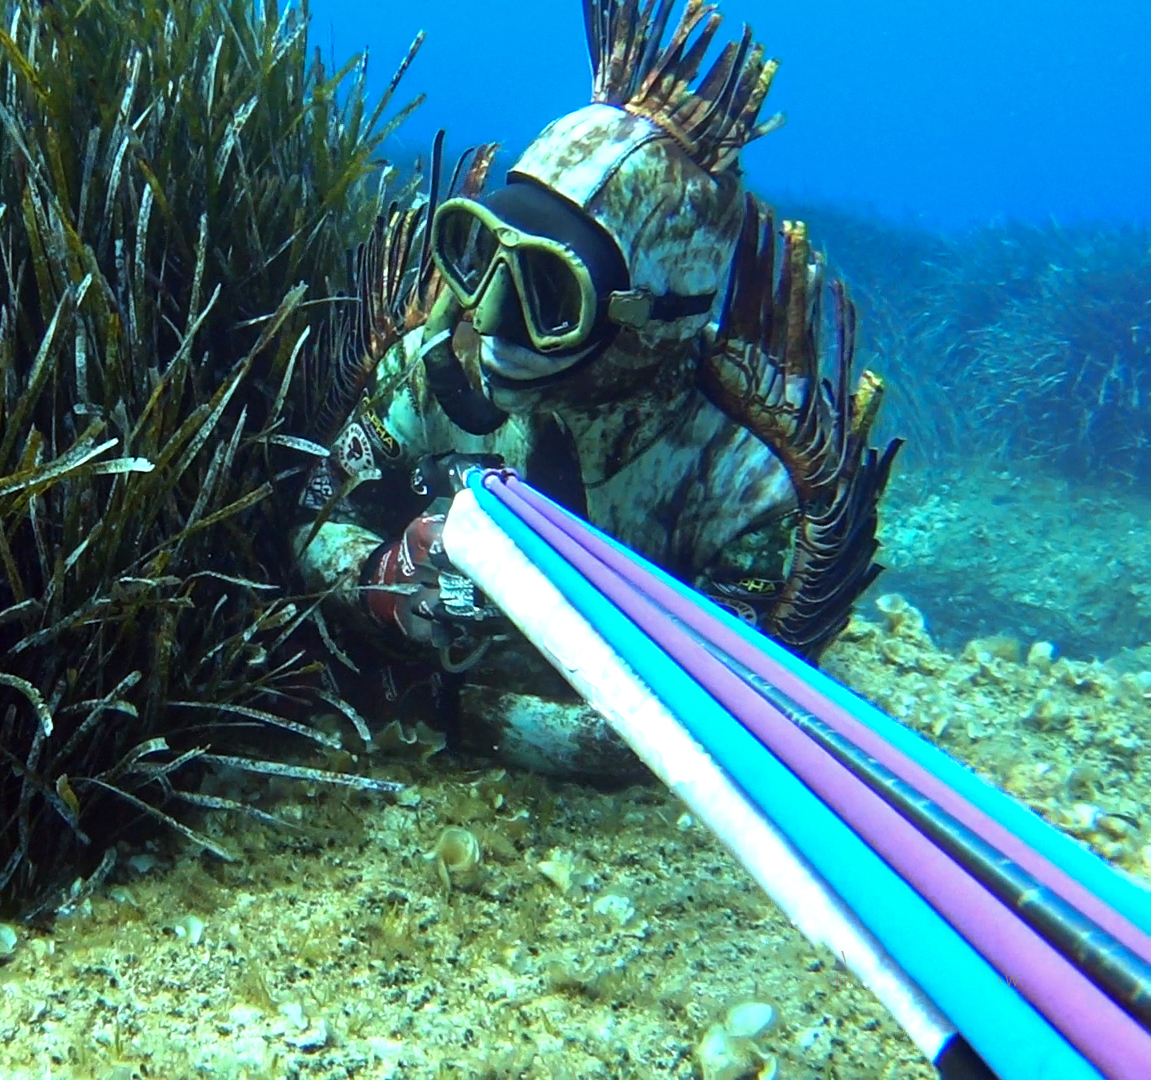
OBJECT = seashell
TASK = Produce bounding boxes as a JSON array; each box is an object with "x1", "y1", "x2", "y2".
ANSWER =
[
  {"x1": 173, "y1": 914, "x2": 204, "y2": 946},
  {"x1": 424, "y1": 826, "x2": 482, "y2": 891},
  {"x1": 536, "y1": 848, "x2": 576, "y2": 892},
  {"x1": 696, "y1": 1023, "x2": 758, "y2": 1080},
  {"x1": 724, "y1": 1001, "x2": 777, "y2": 1041},
  {"x1": 874, "y1": 593, "x2": 926, "y2": 636}
]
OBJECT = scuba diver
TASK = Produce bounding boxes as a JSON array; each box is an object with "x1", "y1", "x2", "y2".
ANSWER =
[{"x1": 292, "y1": 0, "x2": 899, "y2": 775}]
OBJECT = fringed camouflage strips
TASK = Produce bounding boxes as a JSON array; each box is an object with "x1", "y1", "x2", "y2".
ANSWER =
[
  {"x1": 583, "y1": 0, "x2": 784, "y2": 174},
  {"x1": 702, "y1": 197, "x2": 902, "y2": 657},
  {"x1": 301, "y1": 132, "x2": 502, "y2": 523},
  {"x1": 0, "y1": 0, "x2": 420, "y2": 917},
  {"x1": 310, "y1": 198, "x2": 429, "y2": 442}
]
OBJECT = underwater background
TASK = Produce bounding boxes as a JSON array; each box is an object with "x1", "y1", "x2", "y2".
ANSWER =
[
  {"x1": 1, "y1": 1, "x2": 1150, "y2": 1077},
  {"x1": 309, "y1": 0, "x2": 1151, "y2": 656},
  {"x1": 311, "y1": 0, "x2": 1151, "y2": 228}
]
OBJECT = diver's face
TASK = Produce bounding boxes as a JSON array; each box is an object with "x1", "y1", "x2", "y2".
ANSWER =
[
  {"x1": 476, "y1": 315, "x2": 598, "y2": 388},
  {"x1": 430, "y1": 181, "x2": 629, "y2": 390},
  {"x1": 470, "y1": 261, "x2": 596, "y2": 384},
  {"x1": 477, "y1": 333, "x2": 602, "y2": 415}
]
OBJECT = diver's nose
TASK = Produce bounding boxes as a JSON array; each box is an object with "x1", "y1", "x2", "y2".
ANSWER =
[{"x1": 471, "y1": 262, "x2": 524, "y2": 339}]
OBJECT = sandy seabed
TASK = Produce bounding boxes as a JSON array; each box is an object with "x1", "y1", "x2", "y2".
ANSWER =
[{"x1": 1, "y1": 464, "x2": 1149, "y2": 1080}]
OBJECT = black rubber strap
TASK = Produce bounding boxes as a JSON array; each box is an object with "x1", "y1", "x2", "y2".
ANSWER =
[{"x1": 650, "y1": 290, "x2": 716, "y2": 322}]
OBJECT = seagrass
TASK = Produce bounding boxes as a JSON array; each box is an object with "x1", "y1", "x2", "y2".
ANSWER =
[
  {"x1": 0, "y1": 0, "x2": 418, "y2": 916},
  {"x1": 777, "y1": 202, "x2": 1151, "y2": 479}
]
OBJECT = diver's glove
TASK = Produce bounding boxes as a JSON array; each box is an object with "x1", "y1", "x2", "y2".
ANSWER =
[{"x1": 362, "y1": 513, "x2": 498, "y2": 648}]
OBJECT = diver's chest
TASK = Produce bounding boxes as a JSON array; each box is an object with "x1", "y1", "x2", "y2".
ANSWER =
[{"x1": 582, "y1": 421, "x2": 793, "y2": 570}]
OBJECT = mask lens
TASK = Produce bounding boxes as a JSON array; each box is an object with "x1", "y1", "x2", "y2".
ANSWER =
[
  {"x1": 518, "y1": 247, "x2": 585, "y2": 339},
  {"x1": 437, "y1": 207, "x2": 499, "y2": 297}
]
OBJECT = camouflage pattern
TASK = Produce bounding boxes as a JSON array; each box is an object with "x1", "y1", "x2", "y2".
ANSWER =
[
  {"x1": 295, "y1": 315, "x2": 800, "y2": 635},
  {"x1": 290, "y1": 1, "x2": 897, "y2": 773}
]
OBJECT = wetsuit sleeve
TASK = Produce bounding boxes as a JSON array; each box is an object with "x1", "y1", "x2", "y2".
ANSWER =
[{"x1": 290, "y1": 329, "x2": 433, "y2": 613}]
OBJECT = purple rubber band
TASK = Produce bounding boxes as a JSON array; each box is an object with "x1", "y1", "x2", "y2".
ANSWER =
[
  {"x1": 488, "y1": 474, "x2": 1151, "y2": 1080},
  {"x1": 508, "y1": 474, "x2": 1151, "y2": 965}
]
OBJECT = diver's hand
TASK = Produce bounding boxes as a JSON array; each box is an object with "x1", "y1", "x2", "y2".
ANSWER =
[
  {"x1": 363, "y1": 514, "x2": 452, "y2": 646},
  {"x1": 363, "y1": 514, "x2": 495, "y2": 647}
]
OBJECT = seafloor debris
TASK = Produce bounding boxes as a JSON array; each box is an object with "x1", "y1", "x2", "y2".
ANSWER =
[
  {"x1": 696, "y1": 1000, "x2": 779, "y2": 1080},
  {"x1": 0, "y1": 757, "x2": 937, "y2": 1078},
  {"x1": 0, "y1": 580, "x2": 1145, "y2": 1075},
  {"x1": 424, "y1": 825, "x2": 483, "y2": 892},
  {"x1": 826, "y1": 597, "x2": 1151, "y2": 880}
]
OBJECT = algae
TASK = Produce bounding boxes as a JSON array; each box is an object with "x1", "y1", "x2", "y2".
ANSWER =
[{"x1": 0, "y1": 0, "x2": 420, "y2": 917}]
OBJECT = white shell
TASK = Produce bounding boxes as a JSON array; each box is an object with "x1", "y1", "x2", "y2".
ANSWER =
[
  {"x1": 536, "y1": 849, "x2": 576, "y2": 893},
  {"x1": 173, "y1": 914, "x2": 204, "y2": 946},
  {"x1": 696, "y1": 1024, "x2": 754, "y2": 1080},
  {"x1": 724, "y1": 1001, "x2": 777, "y2": 1041}
]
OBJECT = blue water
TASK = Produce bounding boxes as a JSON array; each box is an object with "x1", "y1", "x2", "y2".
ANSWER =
[{"x1": 308, "y1": 0, "x2": 1151, "y2": 229}]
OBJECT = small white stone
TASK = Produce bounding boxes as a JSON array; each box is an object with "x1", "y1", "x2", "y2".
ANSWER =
[
  {"x1": 288, "y1": 1018, "x2": 330, "y2": 1051},
  {"x1": 367, "y1": 1036, "x2": 404, "y2": 1068},
  {"x1": 0, "y1": 924, "x2": 17, "y2": 957},
  {"x1": 1072, "y1": 803, "x2": 1101, "y2": 832},
  {"x1": 592, "y1": 893, "x2": 635, "y2": 928},
  {"x1": 724, "y1": 1001, "x2": 776, "y2": 1041},
  {"x1": 279, "y1": 1001, "x2": 307, "y2": 1030},
  {"x1": 229, "y1": 1004, "x2": 263, "y2": 1027},
  {"x1": 799, "y1": 1024, "x2": 825, "y2": 1051},
  {"x1": 536, "y1": 849, "x2": 576, "y2": 893}
]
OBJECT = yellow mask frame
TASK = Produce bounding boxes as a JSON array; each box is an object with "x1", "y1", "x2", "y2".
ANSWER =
[{"x1": 431, "y1": 196, "x2": 603, "y2": 355}]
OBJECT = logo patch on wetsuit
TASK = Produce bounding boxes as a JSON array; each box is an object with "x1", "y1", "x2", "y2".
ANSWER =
[
  {"x1": 714, "y1": 577, "x2": 779, "y2": 598},
  {"x1": 333, "y1": 420, "x2": 376, "y2": 477},
  {"x1": 362, "y1": 406, "x2": 403, "y2": 461}
]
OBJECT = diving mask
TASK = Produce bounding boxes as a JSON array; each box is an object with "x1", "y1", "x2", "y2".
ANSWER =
[{"x1": 431, "y1": 181, "x2": 630, "y2": 357}]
